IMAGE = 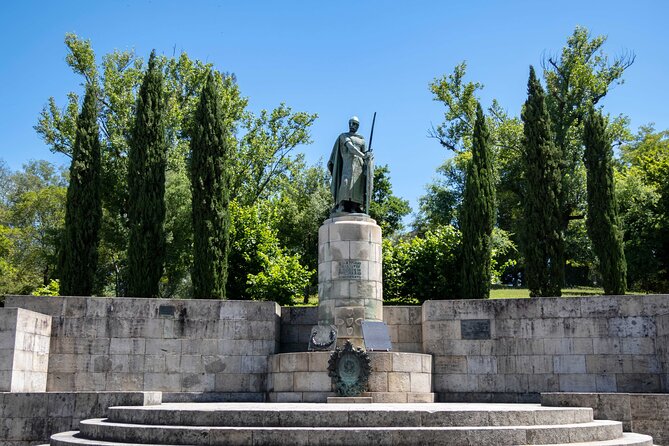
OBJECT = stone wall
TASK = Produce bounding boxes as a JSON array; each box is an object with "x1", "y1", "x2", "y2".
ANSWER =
[
  {"x1": 280, "y1": 306, "x2": 422, "y2": 353},
  {"x1": 423, "y1": 295, "x2": 669, "y2": 402},
  {"x1": 0, "y1": 308, "x2": 51, "y2": 392},
  {"x1": 658, "y1": 313, "x2": 669, "y2": 391},
  {"x1": 0, "y1": 391, "x2": 160, "y2": 446},
  {"x1": 4, "y1": 296, "x2": 280, "y2": 395},
  {"x1": 542, "y1": 392, "x2": 669, "y2": 446}
]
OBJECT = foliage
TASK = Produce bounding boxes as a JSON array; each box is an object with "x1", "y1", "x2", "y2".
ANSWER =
[
  {"x1": 521, "y1": 66, "x2": 564, "y2": 297},
  {"x1": 190, "y1": 72, "x2": 232, "y2": 299},
  {"x1": 461, "y1": 104, "x2": 496, "y2": 299},
  {"x1": 59, "y1": 85, "x2": 102, "y2": 296},
  {"x1": 583, "y1": 108, "x2": 627, "y2": 294},
  {"x1": 0, "y1": 161, "x2": 67, "y2": 294},
  {"x1": 544, "y1": 26, "x2": 634, "y2": 230},
  {"x1": 126, "y1": 51, "x2": 167, "y2": 298},
  {"x1": 383, "y1": 226, "x2": 461, "y2": 304},
  {"x1": 617, "y1": 127, "x2": 669, "y2": 291},
  {"x1": 273, "y1": 158, "x2": 331, "y2": 276},
  {"x1": 227, "y1": 201, "x2": 313, "y2": 304},
  {"x1": 368, "y1": 165, "x2": 411, "y2": 237},
  {"x1": 424, "y1": 26, "x2": 635, "y2": 293},
  {"x1": 32, "y1": 279, "x2": 60, "y2": 296}
]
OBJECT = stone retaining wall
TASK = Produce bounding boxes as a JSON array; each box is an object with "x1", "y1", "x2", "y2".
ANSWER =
[
  {"x1": 4, "y1": 296, "x2": 280, "y2": 394},
  {"x1": 0, "y1": 308, "x2": 51, "y2": 392},
  {"x1": 280, "y1": 306, "x2": 422, "y2": 353},
  {"x1": 542, "y1": 392, "x2": 669, "y2": 446},
  {"x1": 658, "y1": 313, "x2": 669, "y2": 391},
  {"x1": 0, "y1": 391, "x2": 160, "y2": 446},
  {"x1": 423, "y1": 295, "x2": 669, "y2": 401}
]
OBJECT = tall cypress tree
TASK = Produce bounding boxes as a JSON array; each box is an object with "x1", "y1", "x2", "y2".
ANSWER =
[
  {"x1": 521, "y1": 66, "x2": 564, "y2": 297},
  {"x1": 59, "y1": 84, "x2": 102, "y2": 296},
  {"x1": 461, "y1": 103, "x2": 496, "y2": 299},
  {"x1": 191, "y1": 72, "x2": 231, "y2": 299},
  {"x1": 583, "y1": 108, "x2": 627, "y2": 295},
  {"x1": 127, "y1": 51, "x2": 167, "y2": 298}
]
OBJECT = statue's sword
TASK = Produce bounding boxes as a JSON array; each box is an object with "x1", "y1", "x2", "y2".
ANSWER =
[{"x1": 365, "y1": 112, "x2": 376, "y2": 214}]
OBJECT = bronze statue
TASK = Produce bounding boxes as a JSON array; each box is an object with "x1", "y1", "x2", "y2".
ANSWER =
[{"x1": 328, "y1": 116, "x2": 374, "y2": 214}]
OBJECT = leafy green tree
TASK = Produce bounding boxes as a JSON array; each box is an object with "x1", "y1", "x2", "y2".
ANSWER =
[
  {"x1": 426, "y1": 27, "x2": 634, "y2": 287},
  {"x1": 0, "y1": 161, "x2": 67, "y2": 294},
  {"x1": 461, "y1": 104, "x2": 495, "y2": 299},
  {"x1": 583, "y1": 108, "x2": 626, "y2": 294},
  {"x1": 618, "y1": 127, "x2": 669, "y2": 291},
  {"x1": 59, "y1": 85, "x2": 102, "y2": 296},
  {"x1": 36, "y1": 34, "x2": 316, "y2": 297},
  {"x1": 190, "y1": 72, "x2": 231, "y2": 299},
  {"x1": 273, "y1": 158, "x2": 331, "y2": 275},
  {"x1": 383, "y1": 226, "x2": 461, "y2": 303},
  {"x1": 544, "y1": 26, "x2": 634, "y2": 231},
  {"x1": 368, "y1": 165, "x2": 411, "y2": 237},
  {"x1": 227, "y1": 201, "x2": 312, "y2": 304},
  {"x1": 127, "y1": 51, "x2": 167, "y2": 298},
  {"x1": 521, "y1": 66, "x2": 563, "y2": 297}
]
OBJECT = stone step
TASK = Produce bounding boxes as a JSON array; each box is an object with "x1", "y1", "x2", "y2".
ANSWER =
[
  {"x1": 60, "y1": 432, "x2": 648, "y2": 446},
  {"x1": 106, "y1": 402, "x2": 593, "y2": 427},
  {"x1": 76, "y1": 418, "x2": 622, "y2": 445}
]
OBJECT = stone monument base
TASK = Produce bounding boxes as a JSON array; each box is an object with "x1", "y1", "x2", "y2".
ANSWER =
[{"x1": 267, "y1": 351, "x2": 434, "y2": 403}]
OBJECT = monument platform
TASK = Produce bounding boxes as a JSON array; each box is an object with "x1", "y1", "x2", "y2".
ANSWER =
[
  {"x1": 47, "y1": 402, "x2": 654, "y2": 445},
  {"x1": 267, "y1": 351, "x2": 434, "y2": 403}
]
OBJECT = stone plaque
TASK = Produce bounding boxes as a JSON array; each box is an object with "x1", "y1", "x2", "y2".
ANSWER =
[
  {"x1": 338, "y1": 260, "x2": 362, "y2": 279},
  {"x1": 158, "y1": 305, "x2": 175, "y2": 317},
  {"x1": 461, "y1": 319, "x2": 491, "y2": 340},
  {"x1": 361, "y1": 321, "x2": 392, "y2": 351}
]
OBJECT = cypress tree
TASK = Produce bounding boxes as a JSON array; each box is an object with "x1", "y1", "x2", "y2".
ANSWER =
[
  {"x1": 583, "y1": 108, "x2": 627, "y2": 295},
  {"x1": 191, "y1": 72, "x2": 231, "y2": 299},
  {"x1": 59, "y1": 84, "x2": 102, "y2": 296},
  {"x1": 461, "y1": 103, "x2": 496, "y2": 299},
  {"x1": 127, "y1": 51, "x2": 167, "y2": 298},
  {"x1": 521, "y1": 66, "x2": 564, "y2": 297}
]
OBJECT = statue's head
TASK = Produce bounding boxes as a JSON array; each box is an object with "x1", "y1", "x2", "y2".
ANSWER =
[{"x1": 348, "y1": 116, "x2": 360, "y2": 133}]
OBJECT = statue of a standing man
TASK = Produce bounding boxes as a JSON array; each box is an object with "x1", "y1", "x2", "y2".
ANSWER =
[{"x1": 328, "y1": 116, "x2": 373, "y2": 214}]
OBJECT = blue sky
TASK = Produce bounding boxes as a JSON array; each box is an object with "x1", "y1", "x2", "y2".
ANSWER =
[{"x1": 1, "y1": 1, "x2": 667, "y2": 217}]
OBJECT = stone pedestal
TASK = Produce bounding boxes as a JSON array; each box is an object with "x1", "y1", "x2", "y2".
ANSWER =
[{"x1": 317, "y1": 215, "x2": 383, "y2": 347}]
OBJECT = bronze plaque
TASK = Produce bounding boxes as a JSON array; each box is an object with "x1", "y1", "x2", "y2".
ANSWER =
[
  {"x1": 461, "y1": 319, "x2": 491, "y2": 340},
  {"x1": 338, "y1": 260, "x2": 362, "y2": 279}
]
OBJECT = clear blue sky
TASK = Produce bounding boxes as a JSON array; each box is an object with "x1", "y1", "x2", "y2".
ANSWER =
[{"x1": 1, "y1": 1, "x2": 667, "y2": 217}]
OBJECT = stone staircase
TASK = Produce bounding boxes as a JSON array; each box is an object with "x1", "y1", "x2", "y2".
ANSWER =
[{"x1": 47, "y1": 402, "x2": 655, "y2": 446}]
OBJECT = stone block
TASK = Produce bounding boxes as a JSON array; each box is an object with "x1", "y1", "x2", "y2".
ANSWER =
[
  {"x1": 271, "y1": 372, "x2": 294, "y2": 392},
  {"x1": 308, "y1": 352, "x2": 329, "y2": 371},
  {"x1": 293, "y1": 371, "x2": 331, "y2": 392},
  {"x1": 597, "y1": 393, "x2": 631, "y2": 422},
  {"x1": 398, "y1": 325, "x2": 421, "y2": 343},
  {"x1": 410, "y1": 372, "x2": 430, "y2": 392},
  {"x1": 434, "y1": 355, "x2": 467, "y2": 374},
  {"x1": 368, "y1": 371, "x2": 388, "y2": 391},
  {"x1": 593, "y1": 338, "x2": 622, "y2": 355},
  {"x1": 280, "y1": 353, "x2": 309, "y2": 372},
  {"x1": 553, "y1": 355, "x2": 586, "y2": 374},
  {"x1": 595, "y1": 374, "x2": 617, "y2": 392},
  {"x1": 558, "y1": 373, "x2": 596, "y2": 391},
  {"x1": 241, "y1": 355, "x2": 268, "y2": 374},
  {"x1": 144, "y1": 373, "x2": 181, "y2": 391},
  {"x1": 110, "y1": 337, "x2": 146, "y2": 355},
  {"x1": 387, "y1": 372, "x2": 411, "y2": 392},
  {"x1": 616, "y1": 373, "x2": 661, "y2": 392},
  {"x1": 467, "y1": 356, "x2": 496, "y2": 374},
  {"x1": 621, "y1": 337, "x2": 656, "y2": 355},
  {"x1": 370, "y1": 353, "x2": 392, "y2": 372},
  {"x1": 608, "y1": 316, "x2": 656, "y2": 337},
  {"x1": 392, "y1": 353, "x2": 421, "y2": 372}
]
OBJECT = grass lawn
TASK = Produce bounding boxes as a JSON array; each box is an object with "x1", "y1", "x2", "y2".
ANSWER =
[{"x1": 289, "y1": 286, "x2": 645, "y2": 306}]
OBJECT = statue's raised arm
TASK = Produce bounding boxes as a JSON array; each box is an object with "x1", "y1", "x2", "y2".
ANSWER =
[{"x1": 328, "y1": 116, "x2": 373, "y2": 215}]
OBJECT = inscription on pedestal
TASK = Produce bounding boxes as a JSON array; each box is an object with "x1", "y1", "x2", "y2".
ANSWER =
[{"x1": 338, "y1": 260, "x2": 362, "y2": 279}]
